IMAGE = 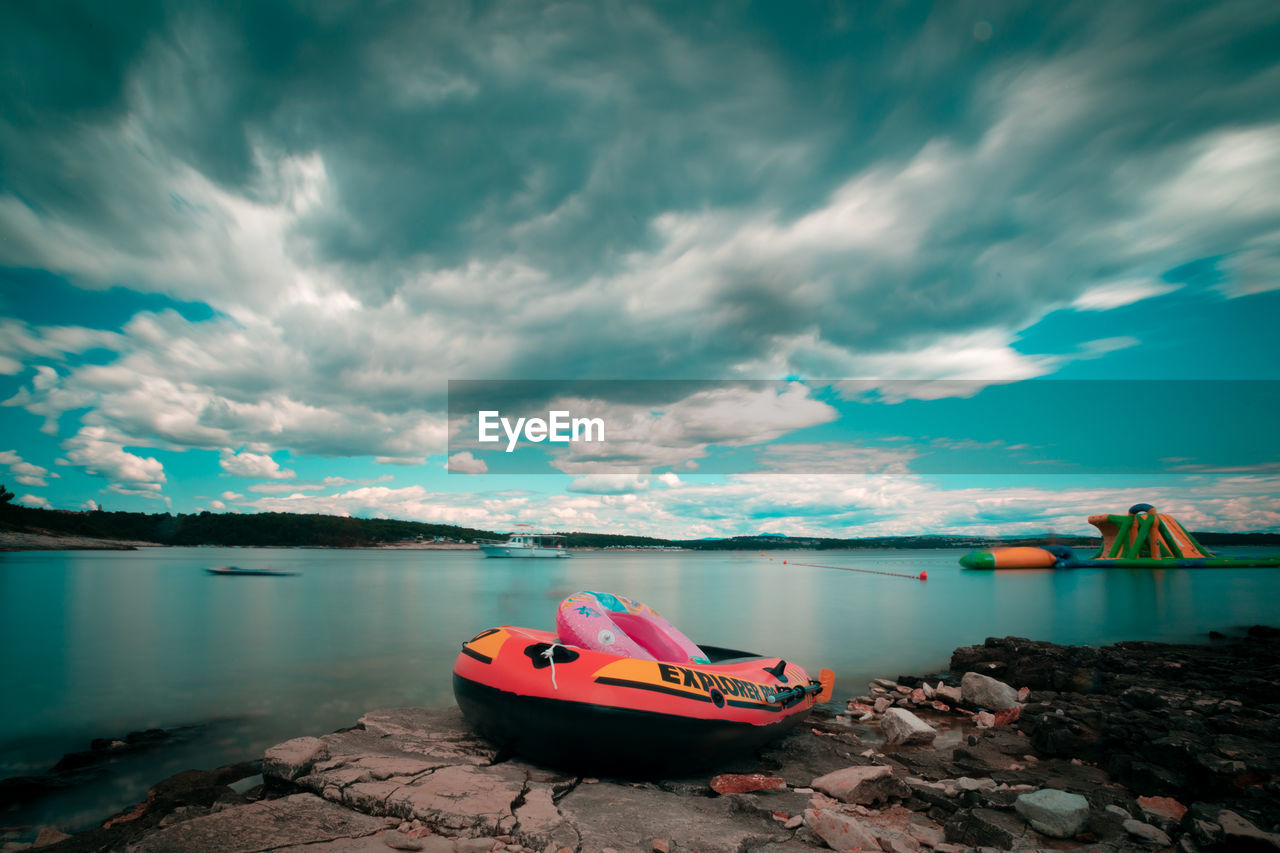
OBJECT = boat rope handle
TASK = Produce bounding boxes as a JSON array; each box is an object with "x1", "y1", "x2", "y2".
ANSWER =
[
  {"x1": 764, "y1": 679, "x2": 823, "y2": 707},
  {"x1": 542, "y1": 643, "x2": 564, "y2": 690}
]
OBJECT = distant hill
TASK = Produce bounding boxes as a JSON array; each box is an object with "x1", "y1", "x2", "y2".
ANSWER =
[
  {"x1": 0, "y1": 505, "x2": 498, "y2": 548},
  {"x1": 3, "y1": 502, "x2": 1277, "y2": 550}
]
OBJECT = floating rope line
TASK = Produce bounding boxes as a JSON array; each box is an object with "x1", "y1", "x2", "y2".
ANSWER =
[{"x1": 778, "y1": 559, "x2": 927, "y2": 581}]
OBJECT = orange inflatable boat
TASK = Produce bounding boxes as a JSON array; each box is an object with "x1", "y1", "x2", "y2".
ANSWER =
[{"x1": 452, "y1": 593, "x2": 833, "y2": 775}]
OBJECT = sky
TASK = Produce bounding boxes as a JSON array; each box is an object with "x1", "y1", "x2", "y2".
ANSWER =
[{"x1": 1, "y1": 0, "x2": 1279, "y2": 538}]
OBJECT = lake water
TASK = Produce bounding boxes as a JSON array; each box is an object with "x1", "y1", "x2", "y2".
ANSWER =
[{"x1": 3, "y1": 545, "x2": 1280, "y2": 830}]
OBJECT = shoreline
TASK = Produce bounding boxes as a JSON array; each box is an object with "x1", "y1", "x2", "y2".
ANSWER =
[{"x1": 7, "y1": 628, "x2": 1279, "y2": 852}]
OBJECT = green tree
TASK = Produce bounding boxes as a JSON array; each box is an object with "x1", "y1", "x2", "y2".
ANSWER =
[{"x1": 0, "y1": 483, "x2": 14, "y2": 506}]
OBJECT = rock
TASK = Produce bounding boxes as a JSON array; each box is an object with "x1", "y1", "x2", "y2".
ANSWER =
[
  {"x1": 1137, "y1": 795, "x2": 1187, "y2": 828},
  {"x1": 955, "y1": 777, "x2": 996, "y2": 793},
  {"x1": 936, "y1": 685, "x2": 963, "y2": 705},
  {"x1": 803, "y1": 809, "x2": 881, "y2": 853},
  {"x1": 906, "y1": 823, "x2": 944, "y2": 847},
  {"x1": 921, "y1": 682, "x2": 935, "y2": 700},
  {"x1": 263, "y1": 737, "x2": 330, "y2": 783},
  {"x1": 1123, "y1": 819, "x2": 1173, "y2": 847},
  {"x1": 31, "y1": 828, "x2": 71, "y2": 848},
  {"x1": 974, "y1": 712, "x2": 996, "y2": 728},
  {"x1": 129, "y1": 793, "x2": 387, "y2": 852},
  {"x1": 811, "y1": 765, "x2": 911, "y2": 806},
  {"x1": 960, "y1": 672, "x2": 1020, "y2": 710},
  {"x1": 709, "y1": 774, "x2": 786, "y2": 794},
  {"x1": 1016, "y1": 687, "x2": 1031, "y2": 702},
  {"x1": 870, "y1": 826, "x2": 922, "y2": 852},
  {"x1": 454, "y1": 840, "x2": 495, "y2": 853},
  {"x1": 873, "y1": 697, "x2": 892, "y2": 714},
  {"x1": 652, "y1": 840, "x2": 669, "y2": 853},
  {"x1": 943, "y1": 807, "x2": 1020, "y2": 849},
  {"x1": 1217, "y1": 809, "x2": 1280, "y2": 851},
  {"x1": 990, "y1": 706, "x2": 1021, "y2": 727},
  {"x1": 909, "y1": 689, "x2": 927, "y2": 704},
  {"x1": 880, "y1": 709, "x2": 937, "y2": 747},
  {"x1": 1013, "y1": 788, "x2": 1089, "y2": 838},
  {"x1": 384, "y1": 832, "x2": 427, "y2": 851}
]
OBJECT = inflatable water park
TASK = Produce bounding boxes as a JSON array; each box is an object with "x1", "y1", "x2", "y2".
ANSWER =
[
  {"x1": 452, "y1": 591, "x2": 833, "y2": 775},
  {"x1": 960, "y1": 504, "x2": 1280, "y2": 570}
]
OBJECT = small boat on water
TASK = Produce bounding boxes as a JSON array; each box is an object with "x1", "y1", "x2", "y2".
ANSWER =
[
  {"x1": 960, "y1": 504, "x2": 1280, "y2": 570},
  {"x1": 206, "y1": 565, "x2": 298, "y2": 576},
  {"x1": 478, "y1": 530, "x2": 570, "y2": 558},
  {"x1": 453, "y1": 591, "x2": 833, "y2": 775}
]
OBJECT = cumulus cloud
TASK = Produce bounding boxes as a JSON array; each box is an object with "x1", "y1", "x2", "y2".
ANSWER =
[
  {"x1": 226, "y1": 472, "x2": 1280, "y2": 539},
  {"x1": 567, "y1": 474, "x2": 651, "y2": 495},
  {"x1": 219, "y1": 449, "x2": 296, "y2": 479},
  {"x1": 60, "y1": 426, "x2": 166, "y2": 491},
  {"x1": 445, "y1": 451, "x2": 488, "y2": 475},
  {"x1": 0, "y1": 449, "x2": 57, "y2": 487},
  {"x1": 18, "y1": 494, "x2": 51, "y2": 508}
]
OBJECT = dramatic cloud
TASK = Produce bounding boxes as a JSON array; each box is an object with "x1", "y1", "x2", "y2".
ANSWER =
[{"x1": 1, "y1": 1, "x2": 1277, "y2": 523}]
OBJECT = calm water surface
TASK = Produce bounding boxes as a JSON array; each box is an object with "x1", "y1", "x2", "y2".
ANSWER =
[{"x1": 3, "y1": 545, "x2": 1279, "y2": 829}]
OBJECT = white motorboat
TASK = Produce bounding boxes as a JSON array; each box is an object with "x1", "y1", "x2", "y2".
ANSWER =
[{"x1": 479, "y1": 531, "x2": 570, "y2": 558}]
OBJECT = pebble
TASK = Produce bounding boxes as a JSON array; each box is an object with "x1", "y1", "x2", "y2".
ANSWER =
[
  {"x1": 652, "y1": 840, "x2": 669, "y2": 853},
  {"x1": 383, "y1": 832, "x2": 426, "y2": 851},
  {"x1": 454, "y1": 839, "x2": 497, "y2": 853},
  {"x1": 1124, "y1": 818, "x2": 1173, "y2": 847}
]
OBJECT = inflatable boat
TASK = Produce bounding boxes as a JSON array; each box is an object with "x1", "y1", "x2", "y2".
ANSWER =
[
  {"x1": 960, "y1": 504, "x2": 1280, "y2": 570},
  {"x1": 452, "y1": 591, "x2": 833, "y2": 775}
]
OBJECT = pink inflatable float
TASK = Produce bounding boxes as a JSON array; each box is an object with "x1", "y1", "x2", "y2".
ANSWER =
[{"x1": 555, "y1": 591, "x2": 709, "y2": 664}]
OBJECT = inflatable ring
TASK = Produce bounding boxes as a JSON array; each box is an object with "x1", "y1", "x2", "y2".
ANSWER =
[{"x1": 556, "y1": 591, "x2": 709, "y2": 664}]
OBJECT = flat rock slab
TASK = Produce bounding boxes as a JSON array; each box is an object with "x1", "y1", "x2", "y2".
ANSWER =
[
  {"x1": 131, "y1": 793, "x2": 386, "y2": 853},
  {"x1": 560, "y1": 781, "x2": 790, "y2": 853},
  {"x1": 265, "y1": 707, "x2": 836, "y2": 853}
]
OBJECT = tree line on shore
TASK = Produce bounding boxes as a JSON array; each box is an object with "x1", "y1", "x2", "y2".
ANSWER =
[{"x1": 1, "y1": 489, "x2": 1276, "y2": 549}]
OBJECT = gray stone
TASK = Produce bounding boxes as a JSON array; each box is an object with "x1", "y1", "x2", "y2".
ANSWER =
[
  {"x1": 960, "y1": 672, "x2": 1020, "y2": 710},
  {"x1": 1217, "y1": 810, "x2": 1280, "y2": 851},
  {"x1": 264, "y1": 736, "x2": 330, "y2": 782},
  {"x1": 559, "y1": 780, "x2": 786, "y2": 853},
  {"x1": 943, "y1": 807, "x2": 1022, "y2": 850},
  {"x1": 936, "y1": 685, "x2": 963, "y2": 705},
  {"x1": 454, "y1": 840, "x2": 496, "y2": 853},
  {"x1": 880, "y1": 708, "x2": 937, "y2": 746},
  {"x1": 811, "y1": 765, "x2": 911, "y2": 805},
  {"x1": 1124, "y1": 819, "x2": 1173, "y2": 847},
  {"x1": 131, "y1": 794, "x2": 386, "y2": 853},
  {"x1": 1014, "y1": 788, "x2": 1089, "y2": 839}
]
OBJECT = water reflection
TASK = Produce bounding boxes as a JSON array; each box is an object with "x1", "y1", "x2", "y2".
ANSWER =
[{"x1": 2, "y1": 545, "x2": 1279, "y2": 830}]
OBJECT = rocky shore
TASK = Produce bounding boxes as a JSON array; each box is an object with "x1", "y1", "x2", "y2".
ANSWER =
[
  {"x1": 6, "y1": 629, "x2": 1279, "y2": 853},
  {"x1": 0, "y1": 530, "x2": 160, "y2": 551}
]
